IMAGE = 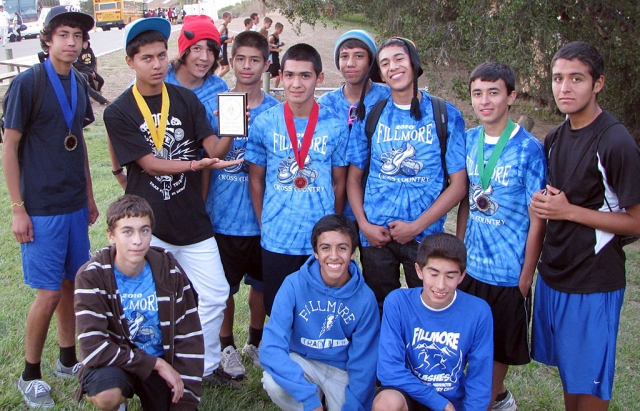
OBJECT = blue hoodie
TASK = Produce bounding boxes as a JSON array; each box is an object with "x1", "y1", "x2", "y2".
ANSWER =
[{"x1": 260, "y1": 256, "x2": 380, "y2": 411}]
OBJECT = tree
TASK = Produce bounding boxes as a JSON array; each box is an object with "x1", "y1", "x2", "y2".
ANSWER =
[
  {"x1": 267, "y1": 0, "x2": 640, "y2": 140},
  {"x1": 79, "y1": 0, "x2": 93, "y2": 16}
]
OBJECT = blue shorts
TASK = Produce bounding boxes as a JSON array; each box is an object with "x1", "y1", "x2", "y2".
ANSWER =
[
  {"x1": 532, "y1": 275, "x2": 624, "y2": 400},
  {"x1": 21, "y1": 207, "x2": 90, "y2": 290},
  {"x1": 230, "y1": 274, "x2": 264, "y2": 295}
]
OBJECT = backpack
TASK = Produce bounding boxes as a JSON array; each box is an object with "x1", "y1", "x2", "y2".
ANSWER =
[
  {"x1": 545, "y1": 121, "x2": 638, "y2": 247},
  {"x1": 1, "y1": 63, "x2": 89, "y2": 143},
  {"x1": 364, "y1": 95, "x2": 450, "y2": 192}
]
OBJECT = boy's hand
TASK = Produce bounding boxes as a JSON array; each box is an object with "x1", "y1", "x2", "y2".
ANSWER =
[
  {"x1": 444, "y1": 402, "x2": 456, "y2": 411},
  {"x1": 361, "y1": 221, "x2": 391, "y2": 248},
  {"x1": 12, "y1": 208, "x2": 33, "y2": 243},
  {"x1": 530, "y1": 184, "x2": 572, "y2": 220},
  {"x1": 311, "y1": 407, "x2": 324, "y2": 411},
  {"x1": 388, "y1": 220, "x2": 418, "y2": 244},
  {"x1": 154, "y1": 358, "x2": 184, "y2": 403},
  {"x1": 196, "y1": 158, "x2": 243, "y2": 171}
]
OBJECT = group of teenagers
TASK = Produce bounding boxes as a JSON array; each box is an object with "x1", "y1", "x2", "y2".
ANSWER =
[{"x1": 2, "y1": 4, "x2": 639, "y2": 411}]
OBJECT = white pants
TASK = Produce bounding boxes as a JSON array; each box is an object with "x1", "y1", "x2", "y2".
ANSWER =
[
  {"x1": 262, "y1": 352, "x2": 349, "y2": 411},
  {"x1": 0, "y1": 26, "x2": 8, "y2": 45},
  {"x1": 152, "y1": 235, "x2": 229, "y2": 376}
]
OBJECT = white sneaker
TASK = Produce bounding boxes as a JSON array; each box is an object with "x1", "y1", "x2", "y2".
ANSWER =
[
  {"x1": 242, "y1": 343, "x2": 261, "y2": 368},
  {"x1": 17, "y1": 376, "x2": 55, "y2": 409},
  {"x1": 220, "y1": 345, "x2": 246, "y2": 379},
  {"x1": 492, "y1": 390, "x2": 517, "y2": 411}
]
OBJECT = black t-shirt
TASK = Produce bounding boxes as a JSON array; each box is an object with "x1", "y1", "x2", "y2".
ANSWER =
[
  {"x1": 104, "y1": 83, "x2": 216, "y2": 246},
  {"x1": 4, "y1": 65, "x2": 94, "y2": 216},
  {"x1": 539, "y1": 111, "x2": 640, "y2": 293}
]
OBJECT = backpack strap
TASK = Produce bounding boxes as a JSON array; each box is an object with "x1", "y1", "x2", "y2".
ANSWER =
[
  {"x1": 364, "y1": 97, "x2": 387, "y2": 142},
  {"x1": 431, "y1": 95, "x2": 449, "y2": 192}
]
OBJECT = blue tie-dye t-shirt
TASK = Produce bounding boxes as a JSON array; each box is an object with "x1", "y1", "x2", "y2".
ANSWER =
[
  {"x1": 463, "y1": 124, "x2": 547, "y2": 286},
  {"x1": 207, "y1": 92, "x2": 279, "y2": 236},
  {"x1": 115, "y1": 262, "x2": 163, "y2": 357},
  {"x1": 164, "y1": 66, "x2": 229, "y2": 133},
  {"x1": 318, "y1": 82, "x2": 391, "y2": 220},
  {"x1": 347, "y1": 91, "x2": 466, "y2": 247},
  {"x1": 245, "y1": 103, "x2": 349, "y2": 255}
]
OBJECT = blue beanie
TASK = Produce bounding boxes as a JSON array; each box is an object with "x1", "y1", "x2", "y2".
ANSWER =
[{"x1": 333, "y1": 30, "x2": 377, "y2": 70}]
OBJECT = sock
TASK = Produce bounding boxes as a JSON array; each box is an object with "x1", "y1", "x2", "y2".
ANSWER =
[
  {"x1": 59, "y1": 345, "x2": 78, "y2": 368},
  {"x1": 247, "y1": 326, "x2": 263, "y2": 347},
  {"x1": 494, "y1": 391, "x2": 508, "y2": 402},
  {"x1": 220, "y1": 335, "x2": 236, "y2": 350},
  {"x1": 22, "y1": 361, "x2": 42, "y2": 381}
]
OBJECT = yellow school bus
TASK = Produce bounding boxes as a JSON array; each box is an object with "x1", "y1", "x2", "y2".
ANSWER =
[{"x1": 93, "y1": 0, "x2": 145, "y2": 31}]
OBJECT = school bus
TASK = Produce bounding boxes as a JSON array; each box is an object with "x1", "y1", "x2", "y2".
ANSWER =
[{"x1": 93, "y1": 0, "x2": 145, "y2": 31}]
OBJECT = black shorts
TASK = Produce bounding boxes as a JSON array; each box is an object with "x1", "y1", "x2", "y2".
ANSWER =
[
  {"x1": 82, "y1": 367, "x2": 171, "y2": 411},
  {"x1": 262, "y1": 249, "x2": 310, "y2": 316},
  {"x1": 268, "y1": 55, "x2": 280, "y2": 77},
  {"x1": 458, "y1": 274, "x2": 531, "y2": 365},
  {"x1": 376, "y1": 386, "x2": 434, "y2": 411},
  {"x1": 216, "y1": 233, "x2": 263, "y2": 288}
]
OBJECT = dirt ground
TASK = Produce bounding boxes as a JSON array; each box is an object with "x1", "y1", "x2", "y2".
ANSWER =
[{"x1": 95, "y1": 11, "x2": 560, "y2": 140}]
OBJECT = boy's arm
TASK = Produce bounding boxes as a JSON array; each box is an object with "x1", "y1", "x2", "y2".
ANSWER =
[
  {"x1": 168, "y1": 257, "x2": 205, "y2": 408},
  {"x1": 75, "y1": 267, "x2": 157, "y2": 380},
  {"x1": 134, "y1": 153, "x2": 241, "y2": 176},
  {"x1": 461, "y1": 305, "x2": 494, "y2": 411},
  {"x1": 2, "y1": 128, "x2": 33, "y2": 243},
  {"x1": 107, "y1": 135, "x2": 127, "y2": 190},
  {"x1": 531, "y1": 188, "x2": 640, "y2": 237},
  {"x1": 248, "y1": 163, "x2": 266, "y2": 226},
  {"x1": 332, "y1": 165, "x2": 347, "y2": 215},
  {"x1": 260, "y1": 278, "x2": 323, "y2": 410},
  {"x1": 346, "y1": 164, "x2": 391, "y2": 247},
  {"x1": 377, "y1": 294, "x2": 451, "y2": 411},
  {"x1": 388, "y1": 169, "x2": 468, "y2": 244},
  {"x1": 343, "y1": 295, "x2": 381, "y2": 411},
  {"x1": 519, "y1": 209, "x2": 545, "y2": 297},
  {"x1": 455, "y1": 193, "x2": 469, "y2": 240}
]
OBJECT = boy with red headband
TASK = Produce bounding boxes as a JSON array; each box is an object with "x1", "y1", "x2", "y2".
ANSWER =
[
  {"x1": 104, "y1": 17, "x2": 242, "y2": 389},
  {"x1": 246, "y1": 43, "x2": 349, "y2": 316}
]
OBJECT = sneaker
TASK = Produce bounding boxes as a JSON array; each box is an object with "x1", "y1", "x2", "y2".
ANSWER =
[
  {"x1": 220, "y1": 345, "x2": 245, "y2": 379},
  {"x1": 242, "y1": 343, "x2": 261, "y2": 368},
  {"x1": 203, "y1": 368, "x2": 243, "y2": 390},
  {"x1": 17, "y1": 376, "x2": 55, "y2": 409},
  {"x1": 492, "y1": 390, "x2": 517, "y2": 411},
  {"x1": 54, "y1": 359, "x2": 81, "y2": 379}
]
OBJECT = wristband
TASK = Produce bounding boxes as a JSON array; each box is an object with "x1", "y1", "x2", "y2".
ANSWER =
[
  {"x1": 190, "y1": 160, "x2": 197, "y2": 172},
  {"x1": 11, "y1": 201, "x2": 24, "y2": 207},
  {"x1": 111, "y1": 167, "x2": 124, "y2": 176}
]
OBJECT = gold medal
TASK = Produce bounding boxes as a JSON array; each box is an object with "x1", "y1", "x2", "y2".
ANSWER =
[
  {"x1": 294, "y1": 175, "x2": 308, "y2": 189},
  {"x1": 64, "y1": 133, "x2": 78, "y2": 151}
]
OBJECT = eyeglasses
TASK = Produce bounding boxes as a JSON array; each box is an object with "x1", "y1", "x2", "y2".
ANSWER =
[{"x1": 348, "y1": 104, "x2": 357, "y2": 126}]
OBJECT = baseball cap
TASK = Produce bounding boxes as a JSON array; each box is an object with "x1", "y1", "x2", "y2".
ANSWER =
[
  {"x1": 123, "y1": 17, "x2": 171, "y2": 49},
  {"x1": 44, "y1": 5, "x2": 94, "y2": 33}
]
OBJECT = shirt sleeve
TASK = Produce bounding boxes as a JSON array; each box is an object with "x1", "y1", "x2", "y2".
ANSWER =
[
  {"x1": 331, "y1": 120, "x2": 349, "y2": 167},
  {"x1": 461, "y1": 304, "x2": 494, "y2": 411},
  {"x1": 245, "y1": 113, "x2": 268, "y2": 167},
  {"x1": 346, "y1": 118, "x2": 369, "y2": 170},
  {"x1": 104, "y1": 97, "x2": 154, "y2": 167},
  {"x1": 443, "y1": 102, "x2": 466, "y2": 175}
]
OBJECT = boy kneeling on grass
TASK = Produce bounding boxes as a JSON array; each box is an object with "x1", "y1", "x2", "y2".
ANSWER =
[
  {"x1": 373, "y1": 233, "x2": 493, "y2": 411},
  {"x1": 74, "y1": 195, "x2": 204, "y2": 411},
  {"x1": 260, "y1": 214, "x2": 380, "y2": 411}
]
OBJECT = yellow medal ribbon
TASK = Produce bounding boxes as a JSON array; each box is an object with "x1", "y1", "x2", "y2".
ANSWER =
[{"x1": 132, "y1": 82, "x2": 170, "y2": 152}]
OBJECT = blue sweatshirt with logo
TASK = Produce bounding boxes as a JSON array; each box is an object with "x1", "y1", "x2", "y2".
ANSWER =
[{"x1": 260, "y1": 256, "x2": 380, "y2": 411}]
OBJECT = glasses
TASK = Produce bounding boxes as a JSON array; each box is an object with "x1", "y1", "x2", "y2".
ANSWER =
[{"x1": 348, "y1": 104, "x2": 357, "y2": 126}]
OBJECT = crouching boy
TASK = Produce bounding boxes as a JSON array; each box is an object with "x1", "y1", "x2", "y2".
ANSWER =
[
  {"x1": 373, "y1": 233, "x2": 493, "y2": 411},
  {"x1": 260, "y1": 214, "x2": 380, "y2": 411},
  {"x1": 74, "y1": 195, "x2": 204, "y2": 411}
]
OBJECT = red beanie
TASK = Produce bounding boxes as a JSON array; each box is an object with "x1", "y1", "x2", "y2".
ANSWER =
[{"x1": 178, "y1": 15, "x2": 221, "y2": 56}]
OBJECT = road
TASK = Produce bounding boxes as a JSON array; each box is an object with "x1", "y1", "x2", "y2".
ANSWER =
[{"x1": 1, "y1": 24, "x2": 181, "y2": 73}]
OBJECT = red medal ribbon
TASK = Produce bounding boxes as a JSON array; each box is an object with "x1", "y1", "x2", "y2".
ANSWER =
[{"x1": 284, "y1": 101, "x2": 320, "y2": 175}]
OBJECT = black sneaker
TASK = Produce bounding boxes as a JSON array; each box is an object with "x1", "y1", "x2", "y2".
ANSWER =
[{"x1": 203, "y1": 368, "x2": 243, "y2": 390}]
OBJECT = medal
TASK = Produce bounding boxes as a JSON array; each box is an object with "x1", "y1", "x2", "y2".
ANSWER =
[
  {"x1": 64, "y1": 133, "x2": 78, "y2": 151},
  {"x1": 476, "y1": 193, "x2": 491, "y2": 212},
  {"x1": 132, "y1": 82, "x2": 170, "y2": 152},
  {"x1": 283, "y1": 101, "x2": 320, "y2": 189},
  {"x1": 294, "y1": 175, "x2": 308, "y2": 189}
]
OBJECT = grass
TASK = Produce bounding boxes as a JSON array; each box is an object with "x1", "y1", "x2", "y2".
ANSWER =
[{"x1": 1, "y1": 13, "x2": 639, "y2": 411}]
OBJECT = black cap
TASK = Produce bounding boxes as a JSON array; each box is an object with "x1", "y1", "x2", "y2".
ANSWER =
[{"x1": 45, "y1": 5, "x2": 95, "y2": 33}]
